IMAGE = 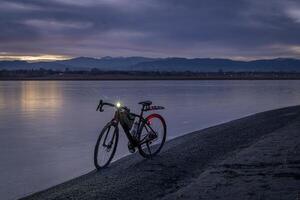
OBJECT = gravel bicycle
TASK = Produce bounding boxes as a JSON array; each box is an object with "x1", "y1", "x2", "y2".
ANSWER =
[{"x1": 94, "y1": 100, "x2": 167, "y2": 169}]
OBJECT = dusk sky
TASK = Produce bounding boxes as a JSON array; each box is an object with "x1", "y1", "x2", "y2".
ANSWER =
[{"x1": 1, "y1": 0, "x2": 300, "y2": 61}]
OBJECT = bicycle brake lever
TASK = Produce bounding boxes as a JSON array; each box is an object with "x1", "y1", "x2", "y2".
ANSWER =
[
  {"x1": 99, "y1": 106, "x2": 104, "y2": 112},
  {"x1": 96, "y1": 100, "x2": 103, "y2": 111}
]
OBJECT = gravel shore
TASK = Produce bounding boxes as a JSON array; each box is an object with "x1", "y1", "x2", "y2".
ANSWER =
[{"x1": 22, "y1": 106, "x2": 300, "y2": 200}]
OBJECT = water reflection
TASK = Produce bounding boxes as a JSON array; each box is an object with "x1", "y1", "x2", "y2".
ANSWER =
[
  {"x1": 0, "y1": 93, "x2": 3, "y2": 110},
  {"x1": 20, "y1": 81, "x2": 62, "y2": 112}
]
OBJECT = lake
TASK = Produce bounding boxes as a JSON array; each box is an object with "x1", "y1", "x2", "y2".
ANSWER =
[{"x1": 1, "y1": 80, "x2": 300, "y2": 199}]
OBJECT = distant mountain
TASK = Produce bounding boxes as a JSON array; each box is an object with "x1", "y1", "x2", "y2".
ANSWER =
[
  {"x1": 55, "y1": 56, "x2": 158, "y2": 70},
  {"x1": 0, "y1": 60, "x2": 30, "y2": 69},
  {"x1": 131, "y1": 57, "x2": 300, "y2": 72},
  {"x1": 1, "y1": 57, "x2": 300, "y2": 72}
]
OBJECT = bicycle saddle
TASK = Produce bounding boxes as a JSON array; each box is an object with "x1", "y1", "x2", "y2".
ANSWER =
[{"x1": 138, "y1": 101, "x2": 152, "y2": 106}]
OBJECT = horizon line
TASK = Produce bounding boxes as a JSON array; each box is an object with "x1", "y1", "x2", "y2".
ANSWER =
[{"x1": 0, "y1": 55, "x2": 299, "y2": 63}]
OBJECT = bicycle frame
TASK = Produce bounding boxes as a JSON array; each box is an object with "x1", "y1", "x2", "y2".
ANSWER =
[{"x1": 111, "y1": 106, "x2": 155, "y2": 147}]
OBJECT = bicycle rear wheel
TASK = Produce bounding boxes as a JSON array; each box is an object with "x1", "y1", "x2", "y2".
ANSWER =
[
  {"x1": 138, "y1": 114, "x2": 166, "y2": 158},
  {"x1": 94, "y1": 122, "x2": 119, "y2": 169}
]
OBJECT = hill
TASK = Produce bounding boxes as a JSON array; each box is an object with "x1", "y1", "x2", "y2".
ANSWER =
[{"x1": 1, "y1": 57, "x2": 300, "y2": 72}]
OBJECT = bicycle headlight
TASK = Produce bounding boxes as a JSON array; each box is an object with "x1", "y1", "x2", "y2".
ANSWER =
[{"x1": 116, "y1": 102, "x2": 121, "y2": 108}]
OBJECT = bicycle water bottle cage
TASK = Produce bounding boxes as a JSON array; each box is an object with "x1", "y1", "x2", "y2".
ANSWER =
[
  {"x1": 144, "y1": 105, "x2": 165, "y2": 111},
  {"x1": 119, "y1": 109, "x2": 134, "y2": 129}
]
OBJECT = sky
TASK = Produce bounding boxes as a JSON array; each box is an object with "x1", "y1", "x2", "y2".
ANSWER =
[{"x1": 1, "y1": 0, "x2": 300, "y2": 61}]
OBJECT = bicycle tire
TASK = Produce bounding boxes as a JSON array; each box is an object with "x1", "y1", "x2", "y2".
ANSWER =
[
  {"x1": 138, "y1": 114, "x2": 166, "y2": 158},
  {"x1": 94, "y1": 122, "x2": 119, "y2": 169}
]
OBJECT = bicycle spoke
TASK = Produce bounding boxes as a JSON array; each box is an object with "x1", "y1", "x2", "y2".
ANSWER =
[
  {"x1": 146, "y1": 142, "x2": 152, "y2": 157},
  {"x1": 140, "y1": 131, "x2": 150, "y2": 143},
  {"x1": 102, "y1": 126, "x2": 111, "y2": 146}
]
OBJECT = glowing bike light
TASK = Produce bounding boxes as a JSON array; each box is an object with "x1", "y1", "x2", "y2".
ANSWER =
[{"x1": 116, "y1": 102, "x2": 121, "y2": 108}]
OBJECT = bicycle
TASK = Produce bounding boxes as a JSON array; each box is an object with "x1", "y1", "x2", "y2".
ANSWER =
[{"x1": 94, "y1": 100, "x2": 167, "y2": 169}]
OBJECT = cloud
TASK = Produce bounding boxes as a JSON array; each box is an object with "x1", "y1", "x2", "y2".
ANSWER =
[
  {"x1": 286, "y1": 8, "x2": 300, "y2": 23},
  {"x1": 1, "y1": 0, "x2": 300, "y2": 59}
]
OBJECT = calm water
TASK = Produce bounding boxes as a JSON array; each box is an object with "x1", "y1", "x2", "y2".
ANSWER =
[{"x1": 1, "y1": 80, "x2": 300, "y2": 199}]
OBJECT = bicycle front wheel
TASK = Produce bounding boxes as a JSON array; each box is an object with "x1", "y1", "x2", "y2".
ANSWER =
[
  {"x1": 138, "y1": 114, "x2": 166, "y2": 158},
  {"x1": 94, "y1": 122, "x2": 119, "y2": 170}
]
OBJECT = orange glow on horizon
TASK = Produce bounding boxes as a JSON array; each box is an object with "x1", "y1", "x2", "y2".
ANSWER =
[{"x1": 0, "y1": 54, "x2": 71, "y2": 62}]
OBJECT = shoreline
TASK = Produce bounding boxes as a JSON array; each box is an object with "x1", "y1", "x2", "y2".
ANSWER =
[
  {"x1": 2, "y1": 72, "x2": 300, "y2": 81},
  {"x1": 22, "y1": 106, "x2": 300, "y2": 200},
  {"x1": 2, "y1": 77, "x2": 300, "y2": 81}
]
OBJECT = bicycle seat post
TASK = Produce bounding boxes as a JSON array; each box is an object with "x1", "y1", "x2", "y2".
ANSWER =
[{"x1": 138, "y1": 101, "x2": 152, "y2": 117}]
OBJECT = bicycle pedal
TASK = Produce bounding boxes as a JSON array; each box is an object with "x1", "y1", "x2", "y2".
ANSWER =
[
  {"x1": 128, "y1": 148, "x2": 136, "y2": 153},
  {"x1": 128, "y1": 142, "x2": 136, "y2": 153}
]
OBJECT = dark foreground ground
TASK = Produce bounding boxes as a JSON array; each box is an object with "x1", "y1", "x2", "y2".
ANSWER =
[{"x1": 23, "y1": 106, "x2": 300, "y2": 200}]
